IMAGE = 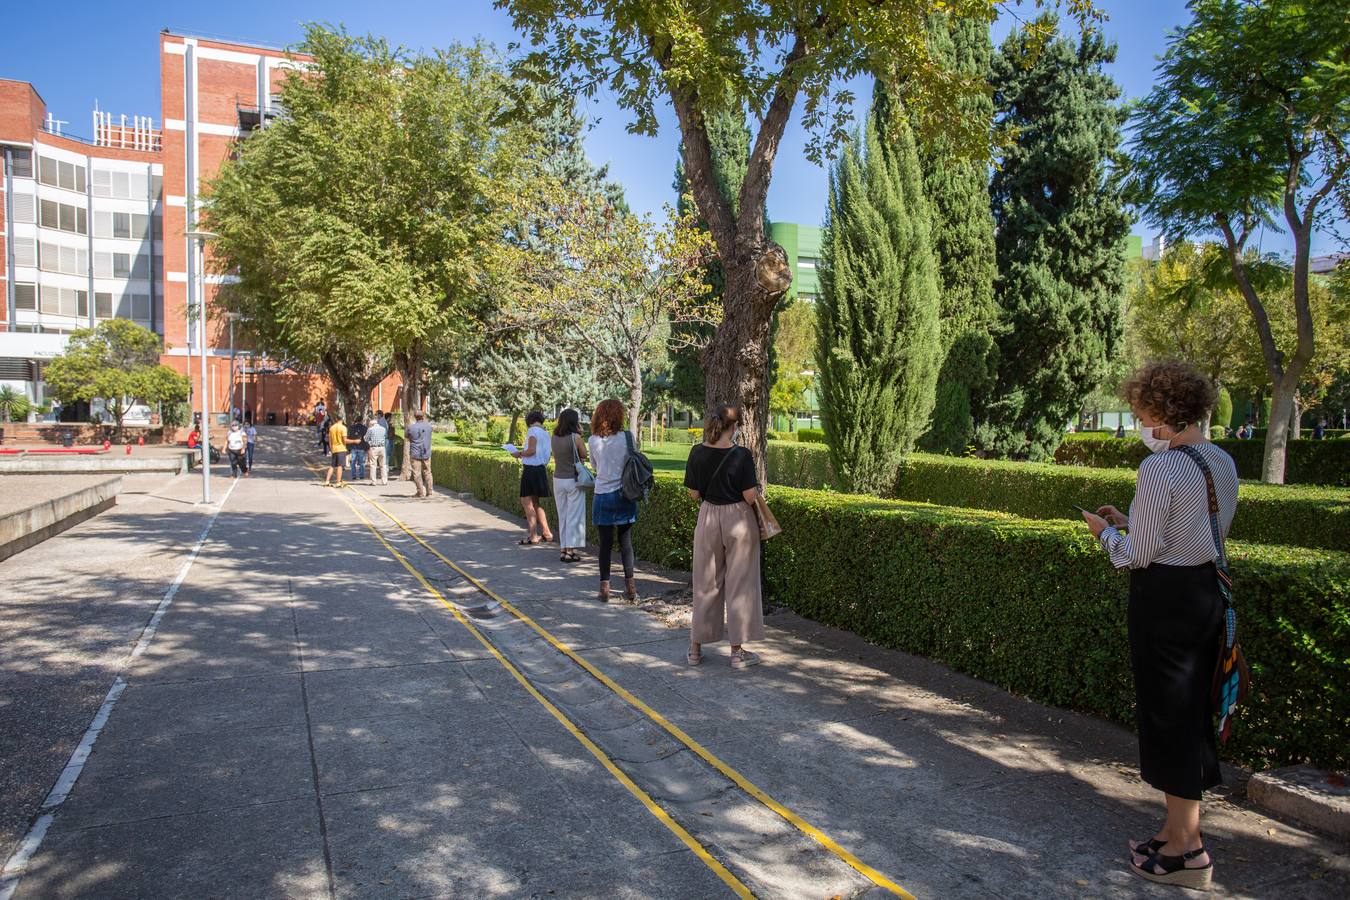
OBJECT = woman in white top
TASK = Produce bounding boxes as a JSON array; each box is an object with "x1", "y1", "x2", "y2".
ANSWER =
[
  {"x1": 511, "y1": 411, "x2": 553, "y2": 545},
  {"x1": 1080, "y1": 360, "x2": 1238, "y2": 892},
  {"x1": 587, "y1": 399, "x2": 638, "y2": 603}
]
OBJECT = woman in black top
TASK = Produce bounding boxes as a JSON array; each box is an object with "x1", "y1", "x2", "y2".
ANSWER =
[{"x1": 683, "y1": 404, "x2": 764, "y2": 669}]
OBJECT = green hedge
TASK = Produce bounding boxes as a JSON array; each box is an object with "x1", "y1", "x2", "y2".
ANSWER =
[
  {"x1": 429, "y1": 445, "x2": 1350, "y2": 771},
  {"x1": 797, "y1": 428, "x2": 826, "y2": 444},
  {"x1": 1054, "y1": 436, "x2": 1350, "y2": 486},
  {"x1": 763, "y1": 442, "x2": 1350, "y2": 552}
]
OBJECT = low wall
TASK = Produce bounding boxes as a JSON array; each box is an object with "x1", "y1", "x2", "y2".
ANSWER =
[
  {"x1": 0, "y1": 476, "x2": 122, "y2": 562},
  {"x1": 0, "y1": 424, "x2": 190, "y2": 446},
  {"x1": 0, "y1": 451, "x2": 193, "y2": 475}
]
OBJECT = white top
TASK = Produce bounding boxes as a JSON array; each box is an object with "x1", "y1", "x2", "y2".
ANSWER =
[
  {"x1": 225, "y1": 429, "x2": 246, "y2": 451},
  {"x1": 1099, "y1": 443, "x2": 1239, "y2": 569},
  {"x1": 522, "y1": 425, "x2": 552, "y2": 467},
  {"x1": 588, "y1": 433, "x2": 628, "y2": 494}
]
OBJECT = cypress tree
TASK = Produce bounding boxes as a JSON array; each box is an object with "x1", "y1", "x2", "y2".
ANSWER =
[
  {"x1": 816, "y1": 86, "x2": 942, "y2": 495},
  {"x1": 917, "y1": 15, "x2": 999, "y2": 455},
  {"x1": 976, "y1": 19, "x2": 1130, "y2": 460}
]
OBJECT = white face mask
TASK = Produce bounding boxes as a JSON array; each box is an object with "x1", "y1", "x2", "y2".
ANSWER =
[{"x1": 1138, "y1": 423, "x2": 1173, "y2": 454}]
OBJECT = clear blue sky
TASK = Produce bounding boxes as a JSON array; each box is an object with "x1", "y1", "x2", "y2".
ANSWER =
[{"x1": 0, "y1": 0, "x2": 1328, "y2": 256}]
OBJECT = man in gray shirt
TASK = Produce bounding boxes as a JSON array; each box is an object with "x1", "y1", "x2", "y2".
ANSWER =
[
  {"x1": 364, "y1": 416, "x2": 388, "y2": 486},
  {"x1": 406, "y1": 410, "x2": 434, "y2": 499}
]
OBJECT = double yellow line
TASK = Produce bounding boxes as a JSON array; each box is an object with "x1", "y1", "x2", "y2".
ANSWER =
[{"x1": 333, "y1": 481, "x2": 914, "y2": 900}]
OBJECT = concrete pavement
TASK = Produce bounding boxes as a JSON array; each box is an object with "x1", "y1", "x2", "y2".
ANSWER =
[{"x1": 1, "y1": 428, "x2": 1345, "y2": 898}]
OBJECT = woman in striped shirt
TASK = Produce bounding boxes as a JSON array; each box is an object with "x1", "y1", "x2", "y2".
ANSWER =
[{"x1": 1080, "y1": 360, "x2": 1237, "y2": 891}]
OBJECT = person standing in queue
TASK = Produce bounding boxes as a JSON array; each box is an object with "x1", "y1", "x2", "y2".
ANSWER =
[
  {"x1": 348, "y1": 416, "x2": 369, "y2": 482},
  {"x1": 365, "y1": 415, "x2": 388, "y2": 486},
  {"x1": 588, "y1": 400, "x2": 637, "y2": 603},
  {"x1": 511, "y1": 411, "x2": 554, "y2": 545},
  {"x1": 405, "y1": 410, "x2": 434, "y2": 499},
  {"x1": 323, "y1": 413, "x2": 348, "y2": 487},
  {"x1": 382, "y1": 410, "x2": 398, "y2": 476},
  {"x1": 551, "y1": 408, "x2": 588, "y2": 563},
  {"x1": 683, "y1": 404, "x2": 764, "y2": 669},
  {"x1": 1078, "y1": 360, "x2": 1238, "y2": 891}
]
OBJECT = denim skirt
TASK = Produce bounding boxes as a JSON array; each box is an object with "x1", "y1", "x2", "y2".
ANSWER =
[{"x1": 592, "y1": 489, "x2": 637, "y2": 526}]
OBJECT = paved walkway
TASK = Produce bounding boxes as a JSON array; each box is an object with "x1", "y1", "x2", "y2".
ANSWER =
[{"x1": 0, "y1": 429, "x2": 1345, "y2": 898}]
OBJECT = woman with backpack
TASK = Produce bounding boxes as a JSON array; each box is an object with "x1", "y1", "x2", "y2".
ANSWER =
[
  {"x1": 588, "y1": 399, "x2": 638, "y2": 603},
  {"x1": 683, "y1": 404, "x2": 764, "y2": 669}
]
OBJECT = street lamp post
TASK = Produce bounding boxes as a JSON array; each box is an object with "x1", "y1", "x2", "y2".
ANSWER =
[{"x1": 185, "y1": 229, "x2": 218, "y2": 504}]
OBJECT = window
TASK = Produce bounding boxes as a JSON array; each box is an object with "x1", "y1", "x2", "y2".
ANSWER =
[
  {"x1": 131, "y1": 254, "x2": 149, "y2": 279},
  {"x1": 13, "y1": 237, "x2": 36, "y2": 268},
  {"x1": 12, "y1": 193, "x2": 35, "y2": 223},
  {"x1": 36, "y1": 156, "x2": 87, "y2": 193},
  {"x1": 94, "y1": 252, "x2": 111, "y2": 278},
  {"x1": 95, "y1": 292, "x2": 114, "y2": 319},
  {"x1": 131, "y1": 213, "x2": 150, "y2": 240},
  {"x1": 9, "y1": 149, "x2": 33, "y2": 178},
  {"x1": 39, "y1": 285, "x2": 87, "y2": 317},
  {"x1": 15, "y1": 284, "x2": 37, "y2": 310},
  {"x1": 116, "y1": 292, "x2": 150, "y2": 321},
  {"x1": 38, "y1": 242, "x2": 87, "y2": 276},
  {"x1": 113, "y1": 212, "x2": 131, "y2": 238},
  {"x1": 39, "y1": 199, "x2": 86, "y2": 235}
]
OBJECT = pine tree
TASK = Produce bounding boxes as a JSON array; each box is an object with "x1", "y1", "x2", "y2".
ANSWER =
[
  {"x1": 976, "y1": 19, "x2": 1129, "y2": 460},
  {"x1": 917, "y1": 14, "x2": 999, "y2": 455},
  {"x1": 669, "y1": 107, "x2": 759, "y2": 412},
  {"x1": 816, "y1": 86, "x2": 942, "y2": 495}
]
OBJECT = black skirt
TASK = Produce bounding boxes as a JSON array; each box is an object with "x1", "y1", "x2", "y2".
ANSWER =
[
  {"x1": 520, "y1": 464, "x2": 551, "y2": 498},
  {"x1": 1128, "y1": 563, "x2": 1224, "y2": 800}
]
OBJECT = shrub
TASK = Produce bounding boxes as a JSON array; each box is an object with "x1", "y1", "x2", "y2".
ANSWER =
[
  {"x1": 797, "y1": 428, "x2": 826, "y2": 444},
  {"x1": 763, "y1": 441, "x2": 1350, "y2": 552},
  {"x1": 485, "y1": 419, "x2": 507, "y2": 446},
  {"x1": 429, "y1": 444, "x2": 1350, "y2": 772},
  {"x1": 452, "y1": 418, "x2": 480, "y2": 445},
  {"x1": 1055, "y1": 436, "x2": 1350, "y2": 485}
]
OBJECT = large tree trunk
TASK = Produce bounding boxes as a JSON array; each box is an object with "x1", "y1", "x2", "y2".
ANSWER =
[
  {"x1": 322, "y1": 348, "x2": 390, "y2": 427},
  {"x1": 394, "y1": 347, "x2": 423, "y2": 479},
  {"x1": 703, "y1": 244, "x2": 790, "y2": 478},
  {"x1": 1289, "y1": 391, "x2": 1302, "y2": 439},
  {"x1": 628, "y1": 359, "x2": 644, "y2": 448},
  {"x1": 1263, "y1": 377, "x2": 1296, "y2": 484}
]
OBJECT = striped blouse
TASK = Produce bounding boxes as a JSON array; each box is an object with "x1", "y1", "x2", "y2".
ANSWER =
[{"x1": 1099, "y1": 442, "x2": 1239, "y2": 569}]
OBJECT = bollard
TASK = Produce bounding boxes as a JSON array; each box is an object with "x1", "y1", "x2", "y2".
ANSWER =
[
  {"x1": 126, "y1": 444, "x2": 133, "y2": 455},
  {"x1": 102, "y1": 439, "x2": 111, "y2": 451},
  {"x1": 137, "y1": 436, "x2": 145, "y2": 446}
]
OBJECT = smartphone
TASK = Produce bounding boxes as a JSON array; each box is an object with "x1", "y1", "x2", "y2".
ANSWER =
[{"x1": 1070, "y1": 505, "x2": 1092, "y2": 515}]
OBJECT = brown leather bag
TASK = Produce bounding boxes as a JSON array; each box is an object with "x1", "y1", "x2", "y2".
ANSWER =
[{"x1": 753, "y1": 492, "x2": 782, "y2": 541}]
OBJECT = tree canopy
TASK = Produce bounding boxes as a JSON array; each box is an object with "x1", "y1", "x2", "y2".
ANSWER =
[
  {"x1": 1126, "y1": 0, "x2": 1350, "y2": 480},
  {"x1": 44, "y1": 320, "x2": 190, "y2": 429}
]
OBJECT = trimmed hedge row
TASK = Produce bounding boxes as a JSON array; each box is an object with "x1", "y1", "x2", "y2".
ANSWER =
[
  {"x1": 763, "y1": 442, "x2": 1350, "y2": 552},
  {"x1": 429, "y1": 445, "x2": 1350, "y2": 771},
  {"x1": 1054, "y1": 436, "x2": 1349, "y2": 485}
]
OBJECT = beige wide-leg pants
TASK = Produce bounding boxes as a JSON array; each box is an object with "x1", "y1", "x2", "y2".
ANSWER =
[{"x1": 692, "y1": 502, "x2": 764, "y2": 645}]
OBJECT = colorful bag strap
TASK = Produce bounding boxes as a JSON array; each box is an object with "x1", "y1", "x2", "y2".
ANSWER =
[{"x1": 1173, "y1": 444, "x2": 1243, "y2": 742}]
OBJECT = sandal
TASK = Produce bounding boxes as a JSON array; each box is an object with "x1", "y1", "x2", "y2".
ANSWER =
[
  {"x1": 686, "y1": 646, "x2": 703, "y2": 666},
  {"x1": 1129, "y1": 837, "x2": 1167, "y2": 857},
  {"x1": 730, "y1": 649, "x2": 760, "y2": 669},
  {"x1": 1130, "y1": 846, "x2": 1212, "y2": 890},
  {"x1": 560, "y1": 552, "x2": 581, "y2": 564},
  {"x1": 518, "y1": 538, "x2": 540, "y2": 546}
]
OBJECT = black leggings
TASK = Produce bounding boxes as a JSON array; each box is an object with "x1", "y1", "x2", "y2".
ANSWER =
[{"x1": 598, "y1": 524, "x2": 634, "y2": 582}]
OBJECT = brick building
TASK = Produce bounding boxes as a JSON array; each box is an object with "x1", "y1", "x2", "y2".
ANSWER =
[{"x1": 0, "y1": 30, "x2": 401, "y2": 427}]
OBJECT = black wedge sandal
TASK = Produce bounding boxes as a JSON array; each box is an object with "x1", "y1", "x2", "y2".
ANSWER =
[
  {"x1": 1129, "y1": 837, "x2": 1167, "y2": 857},
  {"x1": 1130, "y1": 845, "x2": 1213, "y2": 891}
]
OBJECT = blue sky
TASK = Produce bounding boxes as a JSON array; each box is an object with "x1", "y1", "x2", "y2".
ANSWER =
[{"x1": 0, "y1": 0, "x2": 1330, "y2": 256}]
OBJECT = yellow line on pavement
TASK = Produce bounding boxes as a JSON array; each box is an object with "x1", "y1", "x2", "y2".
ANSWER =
[
  {"x1": 347, "y1": 485, "x2": 915, "y2": 900},
  {"x1": 327, "y1": 485, "x2": 755, "y2": 899}
]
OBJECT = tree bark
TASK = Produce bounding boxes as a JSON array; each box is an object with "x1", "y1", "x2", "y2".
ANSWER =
[
  {"x1": 1290, "y1": 391, "x2": 1301, "y2": 439},
  {"x1": 1263, "y1": 376, "x2": 1295, "y2": 484},
  {"x1": 629, "y1": 358, "x2": 644, "y2": 448},
  {"x1": 394, "y1": 347, "x2": 423, "y2": 480}
]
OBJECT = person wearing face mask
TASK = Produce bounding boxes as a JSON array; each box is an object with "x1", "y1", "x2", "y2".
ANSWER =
[
  {"x1": 682, "y1": 404, "x2": 764, "y2": 669},
  {"x1": 1078, "y1": 360, "x2": 1237, "y2": 891}
]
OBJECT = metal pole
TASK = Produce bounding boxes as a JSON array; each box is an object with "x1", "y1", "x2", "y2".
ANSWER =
[
  {"x1": 229, "y1": 317, "x2": 236, "y2": 422},
  {"x1": 198, "y1": 237, "x2": 210, "y2": 504}
]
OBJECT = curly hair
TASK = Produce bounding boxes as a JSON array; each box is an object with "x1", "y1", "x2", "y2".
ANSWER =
[
  {"x1": 591, "y1": 399, "x2": 626, "y2": 437},
  {"x1": 1122, "y1": 360, "x2": 1218, "y2": 430}
]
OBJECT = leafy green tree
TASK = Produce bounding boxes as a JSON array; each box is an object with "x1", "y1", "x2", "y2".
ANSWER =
[
  {"x1": 917, "y1": 13, "x2": 999, "y2": 455},
  {"x1": 500, "y1": 0, "x2": 1099, "y2": 471},
  {"x1": 1127, "y1": 0, "x2": 1350, "y2": 481},
  {"x1": 208, "y1": 26, "x2": 534, "y2": 422},
  {"x1": 816, "y1": 87, "x2": 941, "y2": 494},
  {"x1": 44, "y1": 320, "x2": 190, "y2": 431},
  {"x1": 670, "y1": 106, "x2": 758, "y2": 411},
  {"x1": 976, "y1": 19, "x2": 1129, "y2": 460}
]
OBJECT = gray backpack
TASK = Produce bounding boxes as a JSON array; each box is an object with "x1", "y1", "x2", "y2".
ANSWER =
[{"x1": 620, "y1": 430, "x2": 655, "y2": 502}]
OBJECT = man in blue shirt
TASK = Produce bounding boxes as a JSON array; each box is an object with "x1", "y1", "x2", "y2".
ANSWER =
[
  {"x1": 406, "y1": 410, "x2": 434, "y2": 499},
  {"x1": 365, "y1": 416, "x2": 388, "y2": 485}
]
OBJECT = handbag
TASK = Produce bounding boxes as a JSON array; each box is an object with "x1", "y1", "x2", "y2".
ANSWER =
[
  {"x1": 753, "y1": 491, "x2": 782, "y2": 541},
  {"x1": 1174, "y1": 445, "x2": 1251, "y2": 744},
  {"x1": 572, "y1": 435, "x2": 595, "y2": 489}
]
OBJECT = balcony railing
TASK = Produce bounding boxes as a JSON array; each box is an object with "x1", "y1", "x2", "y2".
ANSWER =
[{"x1": 92, "y1": 111, "x2": 163, "y2": 152}]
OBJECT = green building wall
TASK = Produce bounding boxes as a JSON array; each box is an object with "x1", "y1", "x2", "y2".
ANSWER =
[{"x1": 769, "y1": 221, "x2": 823, "y2": 299}]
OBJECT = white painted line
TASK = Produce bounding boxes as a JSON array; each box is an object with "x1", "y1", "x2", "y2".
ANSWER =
[{"x1": 0, "y1": 477, "x2": 240, "y2": 900}]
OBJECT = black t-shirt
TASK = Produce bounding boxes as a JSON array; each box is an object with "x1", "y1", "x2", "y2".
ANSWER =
[
  {"x1": 684, "y1": 445, "x2": 758, "y2": 505},
  {"x1": 349, "y1": 423, "x2": 369, "y2": 450}
]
